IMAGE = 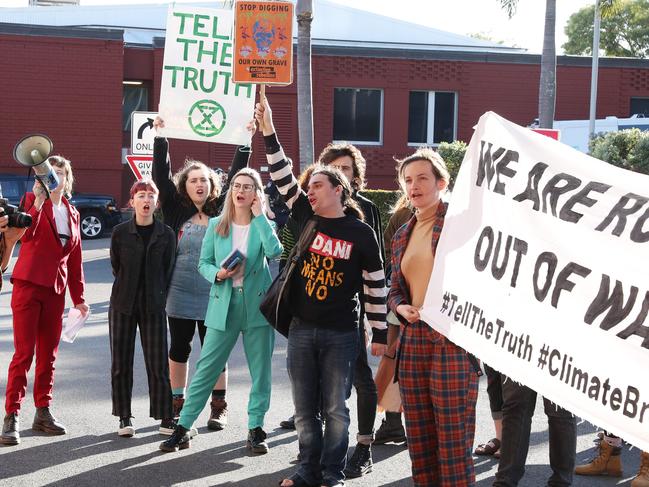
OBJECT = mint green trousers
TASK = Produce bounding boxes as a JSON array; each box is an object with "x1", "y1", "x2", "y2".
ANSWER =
[{"x1": 178, "y1": 288, "x2": 275, "y2": 430}]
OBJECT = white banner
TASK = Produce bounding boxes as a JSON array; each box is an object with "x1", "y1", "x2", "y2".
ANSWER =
[
  {"x1": 158, "y1": 6, "x2": 255, "y2": 145},
  {"x1": 422, "y1": 112, "x2": 649, "y2": 452}
]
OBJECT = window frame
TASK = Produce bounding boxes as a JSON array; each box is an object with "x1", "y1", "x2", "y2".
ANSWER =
[
  {"x1": 332, "y1": 87, "x2": 384, "y2": 146},
  {"x1": 407, "y1": 90, "x2": 458, "y2": 147}
]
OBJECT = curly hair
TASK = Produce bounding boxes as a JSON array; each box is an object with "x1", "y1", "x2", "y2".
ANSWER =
[
  {"x1": 173, "y1": 159, "x2": 222, "y2": 215},
  {"x1": 317, "y1": 142, "x2": 367, "y2": 191}
]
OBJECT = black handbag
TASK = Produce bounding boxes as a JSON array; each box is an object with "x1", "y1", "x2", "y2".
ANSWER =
[{"x1": 260, "y1": 218, "x2": 318, "y2": 337}]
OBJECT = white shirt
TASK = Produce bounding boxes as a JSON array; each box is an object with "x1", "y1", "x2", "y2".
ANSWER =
[
  {"x1": 51, "y1": 201, "x2": 71, "y2": 247},
  {"x1": 231, "y1": 222, "x2": 250, "y2": 287}
]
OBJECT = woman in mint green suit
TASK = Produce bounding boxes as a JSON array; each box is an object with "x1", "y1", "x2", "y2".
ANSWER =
[{"x1": 160, "y1": 168, "x2": 282, "y2": 454}]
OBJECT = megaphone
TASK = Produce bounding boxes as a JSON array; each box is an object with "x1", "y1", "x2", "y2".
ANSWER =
[{"x1": 13, "y1": 134, "x2": 59, "y2": 197}]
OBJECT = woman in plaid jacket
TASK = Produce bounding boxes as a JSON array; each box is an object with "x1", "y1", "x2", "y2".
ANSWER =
[{"x1": 388, "y1": 148, "x2": 478, "y2": 487}]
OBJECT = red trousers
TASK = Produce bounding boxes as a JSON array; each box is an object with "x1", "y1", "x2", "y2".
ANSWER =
[{"x1": 5, "y1": 279, "x2": 66, "y2": 414}]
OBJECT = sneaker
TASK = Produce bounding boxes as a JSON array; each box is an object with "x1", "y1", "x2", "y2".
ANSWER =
[
  {"x1": 159, "y1": 425, "x2": 191, "y2": 452},
  {"x1": 279, "y1": 415, "x2": 296, "y2": 430},
  {"x1": 246, "y1": 426, "x2": 269, "y2": 454},
  {"x1": 32, "y1": 407, "x2": 66, "y2": 435},
  {"x1": 159, "y1": 418, "x2": 176, "y2": 436},
  {"x1": 118, "y1": 417, "x2": 135, "y2": 437},
  {"x1": 373, "y1": 414, "x2": 407, "y2": 445},
  {"x1": 207, "y1": 398, "x2": 228, "y2": 431},
  {"x1": 0, "y1": 413, "x2": 20, "y2": 446},
  {"x1": 344, "y1": 443, "x2": 372, "y2": 478}
]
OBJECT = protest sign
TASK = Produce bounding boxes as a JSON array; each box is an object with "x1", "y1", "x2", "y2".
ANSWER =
[
  {"x1": 422, "y1": 112, "x2": 649, "y2": 452},
  {"x1": 158, "y1": 6, "x2": 255, "y2": 145},
  {"x1": 233, "y1": 0, "x2": 293, "y2": 85}
]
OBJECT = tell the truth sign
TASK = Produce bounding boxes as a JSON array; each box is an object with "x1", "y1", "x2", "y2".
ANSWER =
[{"x1": 158, "y1": 6, "x2": 256, "y2": 145}]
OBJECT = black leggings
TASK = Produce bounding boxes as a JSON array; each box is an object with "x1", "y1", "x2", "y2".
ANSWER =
[{"x1": 167, "y1": 317, "x2": 226, "y2": 375}]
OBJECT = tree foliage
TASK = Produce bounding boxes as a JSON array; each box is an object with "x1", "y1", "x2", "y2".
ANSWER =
[
  {"x1": 589, "y1": 129, "x2": 649, "y2": 175},
  {"x1": 563, "y1": 0, "x2": 649, "y2": 57}
]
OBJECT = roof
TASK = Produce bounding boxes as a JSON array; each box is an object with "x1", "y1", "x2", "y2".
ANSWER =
[{"x1": 0, "y1": 1, "x2": 524, "y2": 53}]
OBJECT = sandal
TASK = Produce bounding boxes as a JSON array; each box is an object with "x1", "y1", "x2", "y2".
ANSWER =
[
  {"x1": 474, "y1": 438, "x2": 501, "y2": 456},
  {"x1": 279, "y1": 474, "x2": 317, "y2": 487}
]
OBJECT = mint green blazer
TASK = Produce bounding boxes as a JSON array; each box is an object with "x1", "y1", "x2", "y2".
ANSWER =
[{"x1": 198, "y1": 214, "x2": 282, "y2": 330}]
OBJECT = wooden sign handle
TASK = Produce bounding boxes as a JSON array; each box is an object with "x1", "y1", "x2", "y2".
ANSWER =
[{"x1": 259, "y1": 84, "x2": 266, "y2": 102}]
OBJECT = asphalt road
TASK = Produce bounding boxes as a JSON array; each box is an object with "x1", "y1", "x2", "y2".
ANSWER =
[{"x1": 0, "y1": 238, "x2": 641, "y2": 486}]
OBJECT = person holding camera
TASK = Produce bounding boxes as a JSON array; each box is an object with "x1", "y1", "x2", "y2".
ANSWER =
[
  {"x1": 1, "y1": 156, "x2": 88, "y2": 446},
  {"x1": 160, "y1": 168, "x2": 281, "y2": 454}
]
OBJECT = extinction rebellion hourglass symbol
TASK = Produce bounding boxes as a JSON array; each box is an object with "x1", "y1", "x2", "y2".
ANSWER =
[{"x1": 188, "y1": 99, "x2": 226, "y2": 137}]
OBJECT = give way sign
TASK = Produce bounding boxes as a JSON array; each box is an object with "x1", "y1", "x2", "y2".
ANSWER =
[{"x1": 125, "y1": 155, "x2": 153, "y2": 180}]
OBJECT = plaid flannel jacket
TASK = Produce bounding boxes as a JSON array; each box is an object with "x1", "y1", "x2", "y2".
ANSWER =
[{"x1": 387, "y1": 201, "x2": 448, "y2": 322}]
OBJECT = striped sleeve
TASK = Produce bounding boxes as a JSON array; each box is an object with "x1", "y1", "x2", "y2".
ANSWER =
[
  {"x1": 362, "y1": 264, "x2": 388, "y2": 344},
  {"x1": 264, "y1": 133, "x2": 302, "y2": 210}
]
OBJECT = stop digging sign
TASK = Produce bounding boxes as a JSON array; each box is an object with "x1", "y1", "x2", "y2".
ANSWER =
[{"x1": 233, "y1": 0, "x2": 294, "y2": 85}]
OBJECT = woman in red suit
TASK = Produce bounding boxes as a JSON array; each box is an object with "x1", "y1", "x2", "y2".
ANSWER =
[{"x1": 0, "y1": 156, "x2": 88, "y2": 446}]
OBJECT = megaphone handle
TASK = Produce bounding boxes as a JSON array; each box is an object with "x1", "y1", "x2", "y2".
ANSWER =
[{"x1": 36, "y1": 176, "x2": 51, "y2": 200}]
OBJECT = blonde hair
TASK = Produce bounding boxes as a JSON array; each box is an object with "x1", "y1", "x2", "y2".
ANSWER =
[
  {"x1": 215, "y1": 168, "x2": 264, "y2": 237},
  {"x1": 47, "y1": 155, "x2": 74, "y2": 198},
  {"x1": 396, "y1": 147, "x2": 450, "y2": 188}
]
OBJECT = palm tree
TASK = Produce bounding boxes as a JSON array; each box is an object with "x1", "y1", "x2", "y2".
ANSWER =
[
  {"x1": 499, "y1": 0, "x2": 556, "y2": 129},
  {"x1": 296, "y1": 0, "x2": 314, "y2": 170}
]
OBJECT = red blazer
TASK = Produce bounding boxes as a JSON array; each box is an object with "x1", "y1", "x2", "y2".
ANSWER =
[{"x1": 11, "y1": 193, "x2": 85, "y2": 304}]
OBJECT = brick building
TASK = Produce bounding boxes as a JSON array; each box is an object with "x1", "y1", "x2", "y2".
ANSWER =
[{"x1": 1, "y1": 2, "x2": 648, "y2": 204}]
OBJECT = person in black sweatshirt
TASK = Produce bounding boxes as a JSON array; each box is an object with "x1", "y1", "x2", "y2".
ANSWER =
[{"x1": 255, "y1": 99, "x2": 387, "y2": 487}]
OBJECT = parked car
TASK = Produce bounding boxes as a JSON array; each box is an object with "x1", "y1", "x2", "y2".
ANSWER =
[{"x1": 0, "y1": 173, "x2": 121, "y2": 239}]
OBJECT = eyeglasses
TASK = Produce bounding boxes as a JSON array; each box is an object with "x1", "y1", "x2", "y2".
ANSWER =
[{"x1": 231, "y1": 182, "x2": 255, "y2": 193}]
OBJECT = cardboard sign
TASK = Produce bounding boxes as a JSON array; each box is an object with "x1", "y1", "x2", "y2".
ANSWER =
[
  {"x1": 125, "y1": 155, "x2": 153, "y2": 180},
  {"x1": 233, "y1": 0, "x2": 293, "y2": 85},
  {"x1": 158, "y1": 6, "x2": 256, "y2": 145}
]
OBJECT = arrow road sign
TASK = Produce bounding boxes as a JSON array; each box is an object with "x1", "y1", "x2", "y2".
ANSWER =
[
  {"x1": 125, "y1": 155, "x2": 153, "y2": 180},
  {"x1": 131, "y1": 111, "x2": 158, "y2": 155}
]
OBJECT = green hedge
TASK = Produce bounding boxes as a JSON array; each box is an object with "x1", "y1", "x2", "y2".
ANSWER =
[
  {"x1": 359, "y1": 189, "x2": 401, "y2": 231},
  {"x1": 437, "y1": 140, "x2": 468, "y2": 188},
  {"x1": 589, "y1": 128, "x2": 649, "y2": 175}
]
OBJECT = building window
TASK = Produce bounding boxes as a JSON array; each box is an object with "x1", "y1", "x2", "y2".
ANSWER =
[
  {"x1": 630, "y1": 97, "x2": 649, "y2": 117},
  {"x1": 122, "y1": 83, "x2": 149, "y2": 131},
  {"x1": 408, "y1": 91, "x2": 457, "y2": 145},
  {"x1": 333, "y1": 88, "x2": 383, "y2": 144}
]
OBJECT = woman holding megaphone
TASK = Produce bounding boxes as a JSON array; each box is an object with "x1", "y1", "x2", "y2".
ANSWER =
[{"x1": 1, "y1": 156, "x2": 88, "y2": 446}]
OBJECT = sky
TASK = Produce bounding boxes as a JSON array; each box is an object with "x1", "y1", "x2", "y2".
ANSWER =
[{"x1": 0, "y1": 0, "x2": 596, "y2": 53}]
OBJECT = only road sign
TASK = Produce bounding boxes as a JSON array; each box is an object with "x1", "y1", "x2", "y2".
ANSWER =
[{"x1": 131, "y1": 111, "x2": 158, "y2": 155}]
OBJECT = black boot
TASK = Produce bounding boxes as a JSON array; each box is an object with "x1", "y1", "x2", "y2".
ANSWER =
[
  {"x1": 279, "y1": 414, "x2": 295, "y2": 430},
  {"x1": 1, "y1": 413, "x2": 20, "y2": 445},
  {"x1": 247, "y1": 426, "x2": 269, "y2": 454},
  {"x1": 373, "y1": 412, "x2": 406, "y2": 444},
  {"x1": 159, "y1": 425, "x2": 191, "y2": 452},
  {"x1": 344, "y1": 443, "x2": 373, "y2": 478},
  {"x1": 32, "y1": 407, "x2": 66, "y2": 435}
]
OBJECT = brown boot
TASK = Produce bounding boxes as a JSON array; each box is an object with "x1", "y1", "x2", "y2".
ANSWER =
[
  {"x1": 172, "y1": 396, "x2": 184, "y2": 420},
  {"x1": 207, "y1": 398, "x2": 227, "y2": 431},
  {"x1": 631, "y1": 451, "x2": 649, "y2": 487},
  {"x1": 575, "y1": 440, "x2": 622, "y2": 477}
]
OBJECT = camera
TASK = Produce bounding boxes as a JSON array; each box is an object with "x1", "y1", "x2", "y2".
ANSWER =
[{"x1": 0, "y1": 198, "x2": 32, "y2": 228}]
